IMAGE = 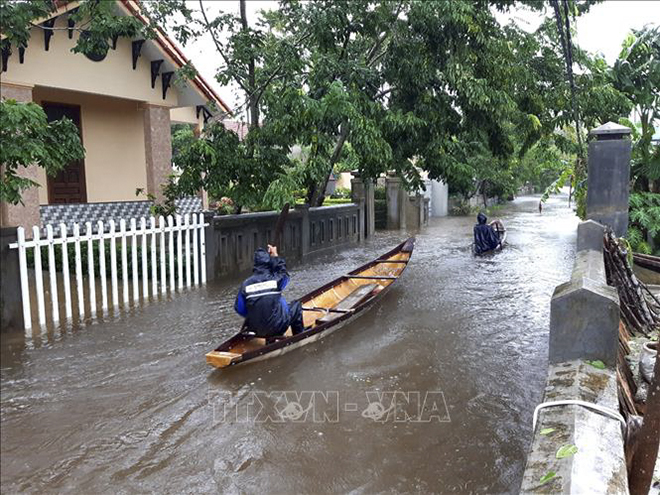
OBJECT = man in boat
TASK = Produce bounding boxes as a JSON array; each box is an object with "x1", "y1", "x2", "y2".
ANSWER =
[
  {"x1": 234, "y1": 245, "x2": 305, "y2": 338},
  {"x1": 473, "y1": 212, "x2": 502, "y2": 254}
]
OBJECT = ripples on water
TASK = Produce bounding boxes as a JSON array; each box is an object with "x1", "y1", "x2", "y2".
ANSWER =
[{"x1": 1, "y1": 194, "x2": 578, "y2": 494}]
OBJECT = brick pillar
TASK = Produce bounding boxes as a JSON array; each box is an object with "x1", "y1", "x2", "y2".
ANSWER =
[
  {"x1": 142, "y1": 104, "x2": 173, "y2": 204},
  {"x1": 0, "y1": 83, "x2": 40, "y2": 233}
]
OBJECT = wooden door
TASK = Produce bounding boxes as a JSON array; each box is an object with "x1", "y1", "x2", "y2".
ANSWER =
[{"x1": 43, "y1": 103, "x2": 87, "y2": 204}]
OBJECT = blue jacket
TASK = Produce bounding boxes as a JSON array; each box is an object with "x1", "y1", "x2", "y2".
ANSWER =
[
  {"x1": 473, "y1": 213, "x2": 500, "y2": 254},
  {"x1": 234, "y1": 248, "x2": 291, "y2": 336}
]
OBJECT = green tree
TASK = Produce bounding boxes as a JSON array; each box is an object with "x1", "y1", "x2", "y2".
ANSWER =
[
  {"x1": 614, "y1": 26, "x2": 660, "y2": 192},
  {"x1": 0, "y1": 99, "x2": 84, "y2": 205}
]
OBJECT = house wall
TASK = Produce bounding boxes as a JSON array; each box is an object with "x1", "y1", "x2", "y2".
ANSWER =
[
  {"x1": 170, "y1": 106, "x2": 201, "y2": 125},
  {"x1": 32, "y1": 87, "x2": 148, "y2": 204},
  {"x1": 3, "y1": 15, "x2": 179, "y2": 107}
]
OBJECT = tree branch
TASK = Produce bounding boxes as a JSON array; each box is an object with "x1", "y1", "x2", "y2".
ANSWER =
[{"x1": 197, "y1": 0, "x2": 250, "y2": 94}]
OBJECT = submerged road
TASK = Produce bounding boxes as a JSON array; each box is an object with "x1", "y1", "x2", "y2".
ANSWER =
[{"x1": 1, "y1": 194, "x2": 578, "y2": 494}]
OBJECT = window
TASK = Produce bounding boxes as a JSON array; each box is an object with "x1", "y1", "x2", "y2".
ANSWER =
[
  {"x1": 320, "y1": 221, "x2": 325, "y2": 243},
  {"x1": 237, "y1": 234, "x2": 243, "y2": 260},
  {"x1": 329, "y1": 219, "x2": 334, "y2": 240},
  {"x1": 352, "y1": 215, "x2": 357, "y2": 234}
]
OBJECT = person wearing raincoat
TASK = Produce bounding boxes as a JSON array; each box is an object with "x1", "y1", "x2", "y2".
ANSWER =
[
  {"x1": 234, "y1": 245, "x2": 305, "y2": 338},
  {"x1": 473, "y1": 213, "x2": 502, "y2": 255}
]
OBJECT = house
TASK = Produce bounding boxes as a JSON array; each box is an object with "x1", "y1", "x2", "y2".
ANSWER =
[{"x1": 0, "y1": 0, "x2": 231, "y2": 234}]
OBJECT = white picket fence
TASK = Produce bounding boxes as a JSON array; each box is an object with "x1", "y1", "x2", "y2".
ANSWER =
[{"x1": 9, "y1": 213, "x2": 208, "y2": 331}]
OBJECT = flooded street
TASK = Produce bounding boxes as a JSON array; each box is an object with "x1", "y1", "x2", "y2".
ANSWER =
[{"x1": 1, "y1": 194, "x2": 579, "y2": 494}]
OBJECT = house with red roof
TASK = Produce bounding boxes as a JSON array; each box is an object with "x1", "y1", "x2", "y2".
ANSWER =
[{"x1": 0, "y1": 0, "x2": 231, "y2": 232}]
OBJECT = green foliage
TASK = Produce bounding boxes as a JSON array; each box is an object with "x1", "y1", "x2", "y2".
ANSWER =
[
  {"x1": 135, "y1": 182, "x2": 177, "y2": 218},
  {"x1": 331, "y1": 187, "x2": 351, "y2": 199},
  {"x1": 613, "y1": 26, "x2": 660, "y2": 188},
  {"x1": 322, "y1": 198, "x2": 352, "y2": 206},
  {"x1": 627, "y1": 192, "x2": 660, "y2": 255},
  {"x1": 539, "y1": 471, "x2": 558, "y2": 485},
  {"x1": 171, "y1": 122, "x2": 291, "y2": 213},
  {"x1": 0, "y1": 99, "x2": 84, "y2": 205},
  {"x1": 153, "y1": 0, "x2": 605, "y2": 208},
  {"x1": 555, "y1": 444, "x2": 578, "y2": 459},
  {"x1": 374, "y1": 186, "x2": 386, "y2": 201}
]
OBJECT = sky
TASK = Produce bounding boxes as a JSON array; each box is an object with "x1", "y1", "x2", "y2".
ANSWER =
[{"x1": 179, "y1": 1, "x2": 660, "y2": 115}]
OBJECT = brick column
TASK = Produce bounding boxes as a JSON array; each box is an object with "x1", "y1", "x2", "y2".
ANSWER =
[
  {"x1": 142, "y1": 104, "x2": 173, "y2": 204},
  {"x1": 0, "y1": 83, "x2": 40, "y2": 233}
]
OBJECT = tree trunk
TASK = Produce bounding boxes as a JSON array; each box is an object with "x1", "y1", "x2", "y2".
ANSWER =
[
  {"x1": 239, "y1": 0, "x2": 259, "y2": 129},
  {"x1": 308, "y1": 122, "x2": 349, "y2": 207},
  {"x1": 629, "y1": 352, "x2": 660, "y2": 495}
]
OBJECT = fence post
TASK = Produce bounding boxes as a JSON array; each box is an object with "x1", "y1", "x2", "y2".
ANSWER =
[
  {"x1": 0, "y1": 227, "x2": 25, "y2": 332},
  {"x1": 298, "y1": 204, "x2": 311, "y2": 259},
  {"x1": 203, "y1": 211, "x2": 216, "y2": 282}
]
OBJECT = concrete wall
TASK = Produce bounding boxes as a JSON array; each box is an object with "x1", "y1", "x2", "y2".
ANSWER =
[
  {"x1": 31, "y1": 87, "x2": 148, "y2": 204},
  {"x1": 207, "y1": 204, "x2": 364, "y2": 277},
  {"x1": 520, "y1": 220, "x2": 628, "y2": 493}
]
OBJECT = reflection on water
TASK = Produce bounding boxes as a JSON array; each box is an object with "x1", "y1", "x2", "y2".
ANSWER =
[{"x1": 1, "y1": 194, "x2": 578, "y2": 494}]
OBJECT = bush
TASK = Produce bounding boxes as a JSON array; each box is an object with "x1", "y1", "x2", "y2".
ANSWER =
[
  {"x1": 374, "y1": 186, "x2": 386, "y2": 200},
  {"x1": 331, "y1": 187, "x2": 351, "y2": 199},
  {"x1": 322, "y1": 197, "x2": 352, "y2": 205}
]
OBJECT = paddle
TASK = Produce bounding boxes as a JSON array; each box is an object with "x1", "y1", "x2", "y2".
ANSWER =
[{"x1": 271, "y1": 202, "x2": 290, "y2": 249}]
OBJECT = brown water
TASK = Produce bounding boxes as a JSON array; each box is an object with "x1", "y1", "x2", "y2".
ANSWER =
[{"x1": 1, "y1": 194, "x2": 579, "y2": 494}]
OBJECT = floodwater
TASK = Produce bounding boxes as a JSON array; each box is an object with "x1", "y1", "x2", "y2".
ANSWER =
[{"x1": 1, "y1": 194, "x2": 579, "y2": 494}]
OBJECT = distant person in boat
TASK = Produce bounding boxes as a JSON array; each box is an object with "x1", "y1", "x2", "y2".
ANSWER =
[
  {"x1": 234, "y1": 245, "x2": 305, "y2": 338},
  {"x1": 473, "y1": 212, "x2": 502, "y2": 254}
]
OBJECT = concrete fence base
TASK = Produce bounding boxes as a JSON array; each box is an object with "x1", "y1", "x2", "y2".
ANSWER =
[
  {"x1": 0, "y1": 227, "x2": 23, "y2": 332},
  {"x1": 520, "y1": 360, "x2": 628, "y2": 494},
  {"x1": 207, "y1": 203, "x2": 365, "y2": 277}
]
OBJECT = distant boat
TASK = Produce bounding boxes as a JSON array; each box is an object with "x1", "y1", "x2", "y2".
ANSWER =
[
  {"x1": 206, "y1": 238, "x2": 416, "y2": 369},
  {"x1": 474, "y1": 222, "x2": 507, "y2": 255}
]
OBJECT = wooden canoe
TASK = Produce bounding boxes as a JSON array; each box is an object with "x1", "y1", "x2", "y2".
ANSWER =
[
  {"x1": 473, "y1": 222, "x2": 507, "y2": 255},
  {"x1": 633, "y1": 253, "x2": 660, "y2": 273},
  {"x1": 206, "y1": 237, "x2": 415, "y2": 369}
]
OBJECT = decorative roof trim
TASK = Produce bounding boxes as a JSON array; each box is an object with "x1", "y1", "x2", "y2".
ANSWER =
[
  {"x1": 119, "y1": 0, "x2": 232, "y2": 116},
  {"x1": 6, "y1": 0, "x2": 232, "y2": 116}
]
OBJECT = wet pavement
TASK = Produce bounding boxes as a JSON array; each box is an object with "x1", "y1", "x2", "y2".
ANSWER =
[{"x1": 1, "y1": 194, "x2": 579, "y2": 494}]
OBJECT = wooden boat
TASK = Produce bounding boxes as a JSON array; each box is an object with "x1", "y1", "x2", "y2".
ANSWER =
[
  {"x1": 206, "y1": 238, "x2": 415, "y2": 369},
  {"x1": 633, "y1": 252, "x2": 660, "y2": 286},
  {"x1": 633, "y1": 253, "x2": 660, "y2": 273},
  {"x1": 473, "y1": 221, "x2": 507, "y2": 255}
]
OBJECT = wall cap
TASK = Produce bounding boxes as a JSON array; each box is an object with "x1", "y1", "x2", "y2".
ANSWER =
[{"x1": 590, "y1": 121, "x2": 631, "y2": 137}]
